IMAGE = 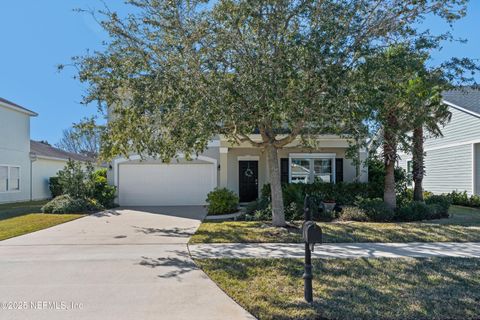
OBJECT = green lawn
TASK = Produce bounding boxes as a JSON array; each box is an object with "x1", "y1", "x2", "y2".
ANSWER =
[
  {"x1": 196, "y1": 257, "x2": 480, "y2": 320},
  {"x1": 0, "y1": 200, "x2": 84, "y2": 241},
  {"x1": 190, "y1": 206, "x2": 480, "y2": 243},
  {"x1": 0, "y1": 200, "x2": 49, "y2": 220}
]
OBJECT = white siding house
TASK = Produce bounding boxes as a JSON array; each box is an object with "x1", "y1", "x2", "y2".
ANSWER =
[
  {"x1": 30, "y1": 141, "x2": 96, "y2": 200},
  {"x1": 0, "y1": 98, "x2": 37, "y2": 203},
  {"x1": 0, "y1": 97, "x2": 95, "y2": 204},
  {"x1": 398, "y1": 88, "x2": 480, "y2": 196}
]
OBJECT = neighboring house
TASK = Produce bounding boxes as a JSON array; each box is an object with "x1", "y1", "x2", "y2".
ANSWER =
[
  {"x1": 109, "y1": 134, "x2": 368, "y2": 206},
  {"x1": 30, "y1": 140, "x2": 94, "y2": 200},
  {"x1": 398, "y1": 88, "x2": 480, "y2": 196},
  {"x1": 0, "y1": 97, "x2": 38, "y2": 203},
  {"x1": 0, "y1": 97, "x2": 94, "y2": 204}
]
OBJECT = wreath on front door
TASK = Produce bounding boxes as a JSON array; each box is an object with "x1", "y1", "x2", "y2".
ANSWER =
[{"x1": 244, "y1": 168, "x2": 254, "y2": 178}]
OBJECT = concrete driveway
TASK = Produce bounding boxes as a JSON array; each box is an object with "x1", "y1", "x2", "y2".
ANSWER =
[{"x1": 0, "y1": 207, "x2": 254, "y2": 320}]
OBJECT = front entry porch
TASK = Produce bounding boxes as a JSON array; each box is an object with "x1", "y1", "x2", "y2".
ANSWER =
[{"x1": 218, "y1": 143, "x2": 368, "y2": 201}]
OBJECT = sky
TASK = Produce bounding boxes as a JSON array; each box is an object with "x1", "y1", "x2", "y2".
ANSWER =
[{"x1": 0, "y1": 1, "x2": 479, "y2": 144}]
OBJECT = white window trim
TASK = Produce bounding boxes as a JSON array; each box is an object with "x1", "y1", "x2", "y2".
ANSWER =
[
  {"x1": 288, "y1": 153, "x2": 336, "y2": 184},
  {"x1": 0, "y1": 164, "x2": 21, "y2": 193}
]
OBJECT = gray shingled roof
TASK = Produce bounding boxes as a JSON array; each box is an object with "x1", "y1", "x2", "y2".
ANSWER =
[
  {"x1": 0, "y1": 97, "x2": 37, "y2": 116},
  {"x1": 442, "y1": 87, "x2": 480, "y2": 116},
  {"x1": 30, "y1": 140, "x2": 95, "y2": 162}
]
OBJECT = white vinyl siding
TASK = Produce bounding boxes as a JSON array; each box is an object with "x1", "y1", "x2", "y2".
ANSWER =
[
  {"x1": 475, "y1": 143, "x2": 480, "y2": 195},
  {"x1": 0, "y1": 106, "x2": 32, "y2": 203},
  {"x1": 424, "y1": 107, "x2": 480, "y2": 149},
  {"x1": 423, "y1": 144, "x2": 473, "y2": 195},
  {"x1": 0, "y1": 166, "x2": 7, "y2": 192}
]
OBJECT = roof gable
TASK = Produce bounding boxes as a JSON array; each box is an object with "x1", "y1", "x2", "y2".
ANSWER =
[
  {"x1": 0, "y1": 97, "x2": 38, "y2": 116},
  {"x1": 442, "y1": 88, "x2": 480, "y2": 118}
]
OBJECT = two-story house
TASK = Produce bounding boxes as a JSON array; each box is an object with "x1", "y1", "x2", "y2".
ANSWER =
[
  {"x1": 0, "y1": 97, "x2": 37, "y2": 203},
  {"x1": 0, "y1": 97, "x2": 94, "y2": 203}
]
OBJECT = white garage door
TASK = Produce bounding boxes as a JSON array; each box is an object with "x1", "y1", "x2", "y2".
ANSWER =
[{"x1": 118, "y1": 163, "x2": 216, "y2": 206}]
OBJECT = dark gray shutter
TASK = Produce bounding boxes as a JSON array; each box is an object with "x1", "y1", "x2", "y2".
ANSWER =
[
  {"x1": 281, "y1": 158, "x2": 289, "y2": 184},
  {"x1": 335, "y1": 158, "x2": 344, "y2": 182}
]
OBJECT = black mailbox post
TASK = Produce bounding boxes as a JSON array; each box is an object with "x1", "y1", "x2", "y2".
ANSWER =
[{"x1": 302, "y1": 195, "x2": 322, "y2": 303}]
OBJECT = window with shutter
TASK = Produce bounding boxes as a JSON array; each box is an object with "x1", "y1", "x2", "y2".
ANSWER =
[
  {"x1": 335, "y1": 159, "x2": 343, "y2": 183},
  {"x1": 280, "y1": 158, "x2": 289, "y2": 184}
]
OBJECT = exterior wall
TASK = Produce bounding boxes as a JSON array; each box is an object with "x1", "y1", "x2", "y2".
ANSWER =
[
  {"x1": 31, "y1": 158, "x2": 68, "y2": 200},
  {"x1": 220, "y1": 145, "x2": 367, "y2": 198},
  {"x1": 223, "y1": 148, "x2": 267, "y2": 196},
  {"x1": 398, "y1": 107, "x2": 480, "y2": 195},
  {"x1": 475, "y1": 143, "x2": 480, "y2": 195},
  {"x1": 109, "y1": 137, "x2": 368, "y2": 202},
  {"x1": 424, "y1": 107, "x2": 480, "y2": 148},
  {"x1": 423, "y1": 144, "x2": 473, "y2": 195},
  {"x1": 0, "y1": 107, "x2": 31, "y2": 203}
]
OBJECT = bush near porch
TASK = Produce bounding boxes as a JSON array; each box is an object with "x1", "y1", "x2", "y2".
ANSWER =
[
  {"x1": 247, "y1": 181, "x2": 451, "y2": 223},
  {"x1": 206, "y1": 188, "x2": 239, "y2": 215}
]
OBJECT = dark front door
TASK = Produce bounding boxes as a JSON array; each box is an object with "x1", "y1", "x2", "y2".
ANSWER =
[{"x1": 239, "y1": 160, "x2": 258, "y2": 202}]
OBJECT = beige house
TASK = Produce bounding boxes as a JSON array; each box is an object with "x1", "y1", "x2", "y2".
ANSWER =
[{"x1": 110, "y1": 134, "x2": 368, "y2": 206}]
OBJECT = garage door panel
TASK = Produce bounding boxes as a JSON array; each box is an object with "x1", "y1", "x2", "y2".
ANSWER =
[{"x1": 119, "y1": 164, "x2": 215, "y2": 206}]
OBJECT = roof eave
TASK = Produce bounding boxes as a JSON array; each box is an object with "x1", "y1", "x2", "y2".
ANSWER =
[
  {"x1": 443, "y1": 99, "x2": 480, "y2": 119},
  {"x1": 0, "y1": 100, "x2": 38, "y2": 116}
]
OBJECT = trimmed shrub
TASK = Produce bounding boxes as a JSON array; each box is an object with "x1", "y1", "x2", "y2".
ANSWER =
[
  {"x1": 356, "y1": 197, "x2": 394, "y2": 222},
  {"x1": 206, "y1": 188, "x2": 239, "y2": 215},
  {"x1": 88, "y1": 169, "x2": 116, "y2": 208},
  {"x1": 339, "y1": 206, "x2": 368, "y2": 222},
  {"x1": 469, "y1": 195, "x2": 480, "y2": 208},
  {"x1": 448, "y1": 190, "x2": 470, "y2": 206},
  {"x1": 41, "y1": 195, "x2": 103, "y2": 214},
  {"x1": 261, "y1": 181, "x2": 372, "y2": 209},
  {"x1": 425, "y1": 195, "x2": 451, "y2": 218},
  {"x1": 427, "y1": 203, "x2": 445, "y2": 220},
  {"x1": 49, "y1": 176, "x2": 63, "y2": 198},
  {"x1": 395, "y1": 201, "x2": 431, "y2": 221}
]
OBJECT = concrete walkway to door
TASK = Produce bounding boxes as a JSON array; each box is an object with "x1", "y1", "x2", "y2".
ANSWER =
[{"x1": 0, "y1": 207, "x2": 255, "y2": 320}]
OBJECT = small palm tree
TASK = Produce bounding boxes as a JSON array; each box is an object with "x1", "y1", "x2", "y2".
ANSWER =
[
  {"x1": 411, "y1": 97, "x2": 451, "y2": 201},
  {"x1": 408, "y1": 77, "x2": 451, "y2": 202}
]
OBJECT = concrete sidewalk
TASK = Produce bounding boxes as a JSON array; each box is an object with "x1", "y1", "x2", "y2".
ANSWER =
[{"x1": 189, "y1": 242, "x2": 480, "y2": 259}]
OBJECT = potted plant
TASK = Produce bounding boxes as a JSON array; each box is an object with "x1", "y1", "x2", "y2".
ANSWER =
[{"x1": 322, "y1": 199, "x2": 336, "y2": 212}]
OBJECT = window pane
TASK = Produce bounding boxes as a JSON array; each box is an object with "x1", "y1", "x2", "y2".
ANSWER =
[
  {"x1": 291, "y1": 159, "x2": 310, "y2": 184},
  {"x1": 0, "y1": 166, "x2": 7, "y2": 192},
  {"x1": 314, "y1": 159, "x2": 332, "y2": 183},
  {"x1": 9, "y1": 167, "x2": 20, "y2": 191}
]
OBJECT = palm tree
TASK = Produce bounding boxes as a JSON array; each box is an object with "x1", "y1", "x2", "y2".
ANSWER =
[{"x1": 410, "y1": 87, "x2": 451, "y2": 201}]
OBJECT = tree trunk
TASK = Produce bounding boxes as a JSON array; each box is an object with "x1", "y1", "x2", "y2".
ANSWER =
[
  {"x1": 383, "y1": 123, "x2": 397, "y2": 210},
  {"x1": 412, "y1": 126, "x2": 424, "y2": 202},
  {"x1": 383, "y1": 158, "x2": 396, "y2": 209},
  {"x1": 266, "y1": 144, "x2": 286, "y2": 227}
]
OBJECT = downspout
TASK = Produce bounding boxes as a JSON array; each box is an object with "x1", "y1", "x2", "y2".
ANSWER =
[{"x1": 29, "y1": 152, "x2": 37, "y2": 201}]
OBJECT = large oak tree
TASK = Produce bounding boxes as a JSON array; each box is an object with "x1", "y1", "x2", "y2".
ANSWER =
[{"x1": 73, "y1": 0, "x2": 468, "y2": 226}]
